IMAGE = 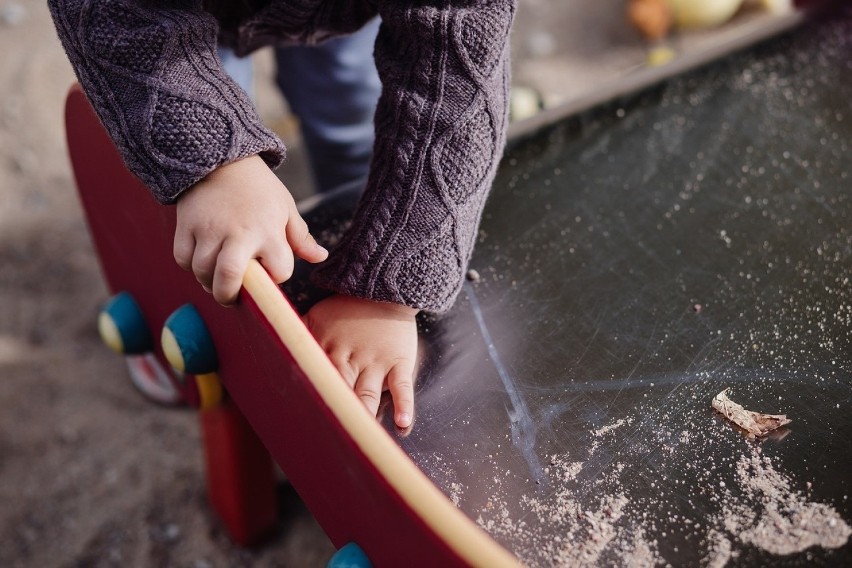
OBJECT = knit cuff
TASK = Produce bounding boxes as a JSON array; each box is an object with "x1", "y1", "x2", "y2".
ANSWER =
[
  {"x1": 49, "y1": 0, "x2": 286, "y2": 204},
  {"x1": 312, "y1": 1, "x2": 516, "y2": 313}
]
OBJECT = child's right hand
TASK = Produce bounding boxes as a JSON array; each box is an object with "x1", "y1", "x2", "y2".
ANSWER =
[{"x1": 174, "y1": 155, "x2": 328, "y2": 305}]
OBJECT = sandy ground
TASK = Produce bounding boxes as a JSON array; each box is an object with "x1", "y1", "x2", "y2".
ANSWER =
[
  {"x1": 1, "y1": 4, "x2": 334, "y2": 567},
  {"x1": 0, "y1": 1, "x2": 795, "y2": 566}
]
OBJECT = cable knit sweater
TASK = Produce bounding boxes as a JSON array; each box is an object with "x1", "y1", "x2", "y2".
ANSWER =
[{"x1": 49, "y1": 0, "x2": 516, "y2": 313}]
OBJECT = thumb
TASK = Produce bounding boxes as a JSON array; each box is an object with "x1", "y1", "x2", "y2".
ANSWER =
[{"x1": 286, "y1": 208, "x2": 328, "y2": 264}]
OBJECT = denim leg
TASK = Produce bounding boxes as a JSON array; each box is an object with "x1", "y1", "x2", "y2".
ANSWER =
[{"x1": 275, "y1": 18, "x2": 381, "y2": 194}]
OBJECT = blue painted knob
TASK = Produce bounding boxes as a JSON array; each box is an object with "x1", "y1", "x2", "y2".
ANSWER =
[
  {"x1": 98, "y1": 292, "x2": 152, "y2": 355},
  {"x1": 161, "y1": 304, "x2": 218, "y2": 375},
  {"x1": 328, "y1": 543, "x2": 372, "y2": 568}
]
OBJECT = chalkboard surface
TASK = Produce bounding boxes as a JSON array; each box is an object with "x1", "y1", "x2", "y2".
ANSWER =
[
  {"x1": 287, "y1": 11, "x2": 851, "y2": 566},
  {"x1": 374, "y1": 13, "x2": 852, "y2": 567}
]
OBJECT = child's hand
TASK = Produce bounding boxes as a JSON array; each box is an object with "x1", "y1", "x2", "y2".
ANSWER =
[
  {"x1": 174, "y1": 155, "x2": 328, "y2": 305},
  {"x1": 303, "y1": 295, "x2": 418, "y2": 429}
]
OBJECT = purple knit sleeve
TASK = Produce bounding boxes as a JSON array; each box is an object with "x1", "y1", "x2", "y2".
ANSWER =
[
  {"x1": 48, "y1": 0, "x2": 286, "y2": 204},
  {"x1": 312, "y1": 0, "x2": 516, "y2": 313}
]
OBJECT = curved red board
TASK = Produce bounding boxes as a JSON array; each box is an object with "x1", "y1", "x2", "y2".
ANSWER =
[{"x1": 64, "y1": 86, "x2": 517, "y2": 567}]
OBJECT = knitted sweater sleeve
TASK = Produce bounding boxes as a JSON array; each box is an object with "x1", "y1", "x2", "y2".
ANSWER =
[
  {"x1": 312, "y1": 0, "x2": 516, "y2": 313},
  {"x1": 48, "y1": 0, "x2": 286, "y2": 204}
]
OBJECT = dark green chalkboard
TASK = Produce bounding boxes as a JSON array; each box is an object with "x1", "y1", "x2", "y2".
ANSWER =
[{"x1": 386, "y1": 12, "x2": 852, "y2": 567}]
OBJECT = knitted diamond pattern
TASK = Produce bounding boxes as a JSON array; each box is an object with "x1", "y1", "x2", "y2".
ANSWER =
[
  {"x1": 457, "y1": 7, "x2": 512, "y2": 81},
  {"x1": 49, "y1": 0, "x2": 516, "y2": 312},
  {"x1": 397, "y1": 230, "x2": 461, "y2": 309},
  {"x1": 87, "y1": 3, "x2": 165, "y2": 74},
  {"x1": 48, "y1": 0, "x2": 285, "y2": 203},
  {"x1": 439, "y1": 104, "x2": 496, "y2": 204},
  {"x1": 151, "y1": 95, "x2": 230, "y2": 168},
  {"x1": 313, "y1": 1, "x2": 515, "y2": 312}
]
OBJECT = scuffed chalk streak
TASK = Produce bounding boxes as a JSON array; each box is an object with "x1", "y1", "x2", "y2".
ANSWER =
[{"x1": 464, "y1": 281, "x2": 546, "y2": 483}]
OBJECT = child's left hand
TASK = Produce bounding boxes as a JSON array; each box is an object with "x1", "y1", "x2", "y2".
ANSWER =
[{"x1": 302, "y1": 294, "x2": 418, "y2": 429}]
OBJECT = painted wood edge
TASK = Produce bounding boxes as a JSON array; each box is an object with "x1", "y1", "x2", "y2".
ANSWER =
[
  {"x1": 241, "y1": 261, "x2": 521, "y2": 568},
  {"x1": 506, "y1": 11, "x2": 806, "y2": 143}
]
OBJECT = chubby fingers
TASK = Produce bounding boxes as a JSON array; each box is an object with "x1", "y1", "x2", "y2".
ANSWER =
[
  {"x1": 210, "y1": 238, "x2": 295, "y2": 305},
  {"x1": 191, "y1": 240, "x2": 223, "y2": 293},
  {"x1": 285, "y1": 204, "x2": 328, "y2": 264},
  {"x1": 176, "y1": 232, "x2": 300, "y2": 306},
  {"x1": 388, "y1": 364, "x2": 415, "y2": 428},
  {"x1": 258, "y1": 240, "x2": 294, "y2": 285},
  {"x1": 173, "y1": 226, "x2": 195, "y2": 272},
  {"x1": 211, "y1": 239, "x2": 254, "y2": 305},
  {"x1": 328, "y1": 348, "x2": 357, "y2": 388},
  {"x1": 173, "y1": 221, "x2": 230, "y2": 299},
  {"x1": 354, "y1": 367, "x2": 386, "y2": 418},
  {"x1": 352, "y1": 364, "x2": 415, "y2": 429}
]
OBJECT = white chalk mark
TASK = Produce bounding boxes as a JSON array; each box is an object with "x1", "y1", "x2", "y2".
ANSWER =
[{"x1": 464, "y1": 282, "x2": 546, "y2": 483}]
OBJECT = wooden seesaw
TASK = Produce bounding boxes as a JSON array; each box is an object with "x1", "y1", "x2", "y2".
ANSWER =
[{"x1": 64, "y1": 84, "x2": 518, "y2": 567}]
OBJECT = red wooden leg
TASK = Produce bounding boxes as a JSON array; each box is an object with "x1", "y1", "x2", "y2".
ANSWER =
[{"x1": 201, "y1": 399, "x2": 277, "y2": 546}]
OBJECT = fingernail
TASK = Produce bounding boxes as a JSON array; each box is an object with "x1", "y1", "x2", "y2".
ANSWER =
[
  {"x1": 397, "y1": 412, "x2": 411, "y2": 427},
  {"x1": 307, "y1": 233, "x2": 327, "y2": 253}
]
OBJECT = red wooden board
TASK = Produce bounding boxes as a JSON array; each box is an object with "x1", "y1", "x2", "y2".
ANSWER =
[{"x1": 64, "y1": 85, "x2": 516, "y2": 567}]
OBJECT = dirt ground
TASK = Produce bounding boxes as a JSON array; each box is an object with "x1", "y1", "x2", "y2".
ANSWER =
[{"x1": 0, "y1": 1, "x2": 797, "y2": 567}]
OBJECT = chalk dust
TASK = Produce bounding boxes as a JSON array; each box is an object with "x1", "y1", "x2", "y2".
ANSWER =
[
  {"x1": 464, "y1": 409, "x2": 849, "y2": 567},
  {"x1": 472, "y1": 432, "x2": 663, "y2": 566},
  {"x1": 449, "y1": 482, "x2": 463, "y2": 507},
  {"x1": 719, "y1": 451, "x2": 851, "y2": 556},
  {"x1": 592, "y1": 417, "x2": 632, "y2": 438},
  {"x1": 415, "y1": 452, "x2": 466, "y2": 508},
  {"x1": 421, "y1": 16, "x2": 852, "y2": 566},
  {"x1": 704, "y1": 529, "x2": 738, "y2": 568}
]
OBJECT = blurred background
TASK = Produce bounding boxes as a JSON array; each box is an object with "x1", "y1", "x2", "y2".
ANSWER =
[{"x1": 0, "y1": 1, "x2": 808, "y2": 566}]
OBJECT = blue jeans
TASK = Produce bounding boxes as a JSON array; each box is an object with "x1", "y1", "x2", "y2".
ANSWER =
[{"x1": 219, "y1": 19, "x2": 381, "y2": 194}]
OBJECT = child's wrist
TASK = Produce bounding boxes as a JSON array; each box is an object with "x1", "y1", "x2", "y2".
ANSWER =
[
  {"x1": 384, "y1": 302, "x2": 419, "y2": 317},
  {"x1": 335, "y1": 294, "x2": 419, "y2": 317}
]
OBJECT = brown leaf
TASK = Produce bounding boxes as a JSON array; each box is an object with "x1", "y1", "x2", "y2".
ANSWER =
[{"x1": 711, "y1": 389, "x2": 792, "y2": 440}]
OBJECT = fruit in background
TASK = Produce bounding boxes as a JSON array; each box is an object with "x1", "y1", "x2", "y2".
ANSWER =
[
  {"x1": 510, "y1": 86, "x2": 545, "y2": 122},
  {"x1": 629, "y1": 0, "x2": 674, "y2": 40},
  {"x1": 628, "y1": 0, "x2": 795, "y2": 68},
  {"x1": 629, "y1": 0, "x2": 794, "y2": 39},
  {"x1": 647, "y1": 46, "x2": 677, "y2": 66},
  {"x1": 668, "y1": 0, "x2": 745, "y2": 29}
]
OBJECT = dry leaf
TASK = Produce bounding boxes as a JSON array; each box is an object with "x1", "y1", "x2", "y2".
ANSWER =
[{"x1": 711, "y1": 389, "x2": 791, "y2": 440}]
